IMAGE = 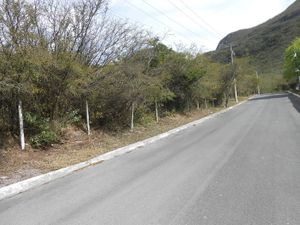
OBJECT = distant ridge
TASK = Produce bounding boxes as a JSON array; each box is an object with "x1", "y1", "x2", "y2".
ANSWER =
[{"x1": 207, "y1": 0, "x2": 300, "y2": 73}]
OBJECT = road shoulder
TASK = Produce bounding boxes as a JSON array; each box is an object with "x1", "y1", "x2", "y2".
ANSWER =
[{"x1": 0, "y1": 100, "x2": 248, "y2": 201}]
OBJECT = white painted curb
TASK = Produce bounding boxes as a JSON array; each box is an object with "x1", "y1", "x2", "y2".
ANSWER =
[
  {"x1": 287, "y1": 90, "x2": 300, "y2": 98},
  {"x1": 0, "y1": 100, "x2": 247, "y2": 201}
]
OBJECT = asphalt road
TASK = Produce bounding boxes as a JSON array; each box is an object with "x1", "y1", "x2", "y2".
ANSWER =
[{"x1": 1, "y1": 93, "x2": 300, "y2": 225}]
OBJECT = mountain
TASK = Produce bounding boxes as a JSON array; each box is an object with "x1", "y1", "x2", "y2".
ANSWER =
[{"x1": 207, "y1": 0, "x2": 300, "y2": 73}]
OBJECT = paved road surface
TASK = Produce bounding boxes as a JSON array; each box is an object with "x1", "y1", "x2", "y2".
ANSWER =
[{"x1": 1, "y1": 93, "x2": 300, "y2": 225}]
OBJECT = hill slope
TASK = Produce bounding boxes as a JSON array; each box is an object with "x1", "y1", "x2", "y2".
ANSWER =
[{"x1": 208, "y1": 0, "x2": 300, "y2": 73}]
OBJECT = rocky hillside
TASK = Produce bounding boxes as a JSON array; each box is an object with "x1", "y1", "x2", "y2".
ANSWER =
[{"x1": 208, "y1": 0, "x2": 300, "y2": 73}]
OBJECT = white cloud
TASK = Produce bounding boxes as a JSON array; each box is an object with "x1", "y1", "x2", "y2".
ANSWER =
[{"x1": 109, "y1": 0, "x2": 296, "y2": 51}]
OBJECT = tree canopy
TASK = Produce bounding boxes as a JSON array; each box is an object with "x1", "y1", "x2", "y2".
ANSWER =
[{"x1": 284, "y1": 37, "x2": 300, "y2": 83}]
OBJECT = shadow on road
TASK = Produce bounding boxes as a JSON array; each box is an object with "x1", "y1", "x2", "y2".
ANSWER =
[
  {"x1": 249, "y1": 93, "x2": 288, "y2": 101},
  {"x1": 288, "y1": 93, "x2": 300, "y2": 114},
  {"x1": 249, "y1": 93, "x2": 300, "y2": 113}
]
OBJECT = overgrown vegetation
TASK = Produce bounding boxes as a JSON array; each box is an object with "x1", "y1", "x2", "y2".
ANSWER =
[
  {"x1": 284, "y1": 37, "x2": 300, "y2": 90},
  {"x1": 0, "y1": 0, "x2": 276, "y2": 150}
]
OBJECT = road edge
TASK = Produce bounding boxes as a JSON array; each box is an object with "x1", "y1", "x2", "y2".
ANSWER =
[
  {"x1": 0, "y1": 100, "x2": 248, "y2": 201},
  {"x1": 287, "y1": 90, "x2": 300, "y2": 98}
]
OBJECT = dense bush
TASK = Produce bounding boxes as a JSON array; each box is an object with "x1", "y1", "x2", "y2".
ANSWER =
[
  {"x1": 24, "y1": 113, "x2": 59, "y2": 149},
  {"x1": 30, "y1": 131, "x2": 58, "y2": 149}
]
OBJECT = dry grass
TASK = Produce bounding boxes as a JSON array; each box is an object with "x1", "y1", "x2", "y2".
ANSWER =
[{"x1": 0, "y1": 98, "x2": 247, "y2": 187}]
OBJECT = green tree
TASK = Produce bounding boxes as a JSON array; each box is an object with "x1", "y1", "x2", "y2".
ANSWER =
[
  {"x1": 0, "y1": 0, "x2": 40, "y2": 149},
  {"x1": 144, "y1": 40, "x2": 174, "y2": 121},
  {"x1": 163, "y1": 52, "x2": 204, "y2": 111},
  {"x1": 235, "y1": 57, "x2": 257, "y2": 96},
  {"x1": 284, "y1": 37, "x2": 300, "y2": 88}
]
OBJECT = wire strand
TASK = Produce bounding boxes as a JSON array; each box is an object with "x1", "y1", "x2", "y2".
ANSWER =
[
  {"x1": 122, "y1": 0, "x2": 199, "y2": 43},
  {"x1": 166, "y1": 0, "x2": 219, "y2": 38},
  {"x1": 178, "y1": 0, "x2": 221, "y2": 36},
  {"x1": 140, "y1": 0, "x2": 204, "y2": 39}
]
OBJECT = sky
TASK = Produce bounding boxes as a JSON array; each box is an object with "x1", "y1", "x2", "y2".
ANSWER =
[{"x1": 109, "y1": 0, "x2": 296, "y2": 52}]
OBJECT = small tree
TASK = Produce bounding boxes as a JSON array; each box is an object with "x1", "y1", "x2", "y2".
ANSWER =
[
  {"x1": 0, "y1": 0, "x2": 39, "y2": 150},
  {"x1": 145, "y1": 78, "x2": 174, "y2": 122},
  {"x1": 284, "y1": 37, "x2": 300, "y2": 89},
  {"x1": 234, "y1": 57, "x2": 257, "y2": 96}
]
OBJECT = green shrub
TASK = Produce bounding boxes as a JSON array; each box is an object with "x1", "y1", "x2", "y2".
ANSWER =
[
  {"x1": 24, "y1": 112, "x2": 59, "y2": 149},
  {"x1": 138, "y1": 113, "x2": 154, "y2": 126},
  {"x1": 30, "y1": 130, "x2": 58, "y2": 149},
  {"x1": 134, "y1": 106, "x2": 154, "y2": 126},
  {"x1": 63, "y1": 110, "x2": 82, "y2": 125}
]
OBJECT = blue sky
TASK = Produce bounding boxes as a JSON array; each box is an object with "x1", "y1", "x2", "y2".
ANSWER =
[{"x1": 109, "y1": 0, "x2": 296, "y2": 52}]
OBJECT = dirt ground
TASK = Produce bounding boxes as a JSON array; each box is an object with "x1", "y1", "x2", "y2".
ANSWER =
[{"x1": 0, "y1": 99, "x2": 246, "y2": 187}]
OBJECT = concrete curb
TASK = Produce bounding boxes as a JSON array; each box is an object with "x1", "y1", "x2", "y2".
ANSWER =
[
  {"x1": 287, "y1": 90, "x2": 300, "y2": 98},
  {"x1": 0, "y1": 100, "x2": 247, "y2": 201}
]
